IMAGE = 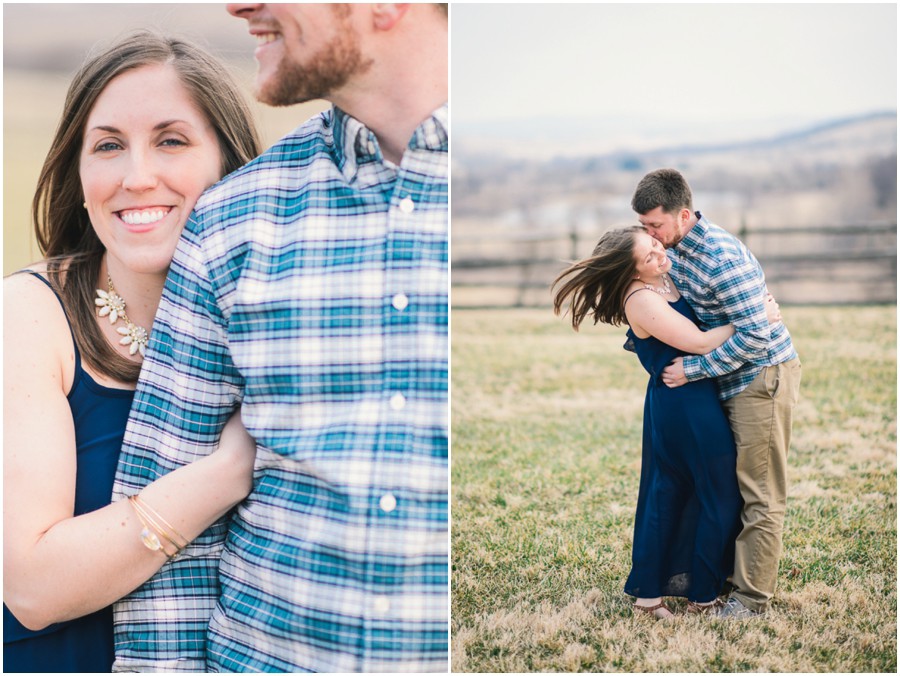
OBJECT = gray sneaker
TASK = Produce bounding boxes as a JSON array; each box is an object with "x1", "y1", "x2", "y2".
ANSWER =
[{"x1": 716, "y1": 596, "x2": 763, "y2": 619}]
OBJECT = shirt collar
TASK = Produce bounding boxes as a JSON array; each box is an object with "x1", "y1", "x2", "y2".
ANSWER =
[
  {"x1": 330, "y1": 106, "x2": 368, "y2": 181},
  {"x1": 331, "y1": 103, "x2": 449, "y2": 182},
  {"x1": 408, "y1": 102, "x2": 449, "y2": 153},
  {"x1": 675, "y1": 210, "x2": 708, "y2": 255}
]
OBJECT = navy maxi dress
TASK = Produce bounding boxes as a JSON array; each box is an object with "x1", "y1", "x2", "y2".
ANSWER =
[
  {"x1": 623, "y1": 293, "x2": 742, "y2": 603},
  {"x1": 3, "y1": 273, "x2": 134, "y2": 673}
]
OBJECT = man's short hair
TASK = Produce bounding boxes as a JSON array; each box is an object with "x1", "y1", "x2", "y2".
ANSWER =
[{"x1": 631, "y1": 168, "x2": 693, "y2": 215}]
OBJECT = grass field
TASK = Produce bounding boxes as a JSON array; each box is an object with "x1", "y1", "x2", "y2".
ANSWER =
[{"x1": 451, "y1": 304, "x2": 896, "y2": 673}]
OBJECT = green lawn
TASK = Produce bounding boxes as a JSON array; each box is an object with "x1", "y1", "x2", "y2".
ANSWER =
[{"x1": 451, "y1": 305, "x2": 896, "y2": 673}]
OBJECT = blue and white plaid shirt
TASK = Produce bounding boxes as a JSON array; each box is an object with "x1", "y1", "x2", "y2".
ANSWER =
[
  {"x1": 668, "y1": 213, "x2": 797, "y2": 401},
  {"x1": 112, "y1": 104, "x2": 448, "y2": 672}
]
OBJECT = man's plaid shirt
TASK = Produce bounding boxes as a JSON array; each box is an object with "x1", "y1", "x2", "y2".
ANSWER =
[
  {"x1": 112, "y1": 104, "x2": 448, "y2": 672},
  {"x1": 669, "y1": 213, "x2": 797, "y2": 400}
]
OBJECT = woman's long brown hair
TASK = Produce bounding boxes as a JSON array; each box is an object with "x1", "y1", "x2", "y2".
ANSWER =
[
  {"x1": 33, "y1": 31, "x2": 263, "y2": 383},
  {"x1": 551, "y1": 226, "x2": 644, "y2": 330}
]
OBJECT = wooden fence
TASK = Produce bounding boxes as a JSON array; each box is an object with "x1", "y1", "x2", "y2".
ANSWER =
[{"x1": 451, "y1": 222, "x2": 897, "y2": 308}]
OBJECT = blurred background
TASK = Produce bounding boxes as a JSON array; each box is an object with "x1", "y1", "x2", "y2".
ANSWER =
[
  {"x1": 3, "y1": 3, "x2": 329, "y2": 275},
  {"x1": 451, "y1": 3, "x2": 897, "y2": 306}
]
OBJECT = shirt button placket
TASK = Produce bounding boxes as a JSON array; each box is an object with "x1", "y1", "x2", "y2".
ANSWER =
[
  {"x1": 391, "y1": 293, "x2": 409, "y2": 311},
  {"x1": 367, "y1": 187, "x2": 412, "y2": 664},
  {"x1": 389, "y1": 392, "x2": 406, "y2": 411},
  {"x1": 379, "y1": 493, "x2": 397, "y2": 513},
  {"x1": 387, "y1": 189, "x2": 413, "y2": 423}
]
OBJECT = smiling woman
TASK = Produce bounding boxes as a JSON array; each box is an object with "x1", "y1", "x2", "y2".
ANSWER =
[
  {"x1": 2, "y1": 31, "x2": 263, "y2": 673},
  {"x1": 31, "y1": 34, "x2": 260, "y2": 383},
  {"x1": 80, "y1": 64, "x2": 222, "y2": 282}
]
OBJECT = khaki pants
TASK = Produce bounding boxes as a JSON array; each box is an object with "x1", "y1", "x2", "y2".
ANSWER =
[{"x1": 722, "y1": 357, "x2": 801, "y2": 612}]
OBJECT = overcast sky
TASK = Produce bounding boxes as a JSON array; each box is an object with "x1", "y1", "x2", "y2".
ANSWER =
[{"x1": 451, "y1": 2, "x2": 897, "y2": 134}]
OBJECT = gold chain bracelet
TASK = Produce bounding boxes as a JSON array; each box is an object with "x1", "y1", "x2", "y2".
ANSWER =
[{"x1": 128, "y1": 494, "x2": 189, "y2": 561}]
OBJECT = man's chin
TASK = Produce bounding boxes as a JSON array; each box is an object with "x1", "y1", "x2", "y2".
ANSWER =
[
  {"x1": 256, "y1": 72, "x2": 331, "y2": 107},
  {"x1": 255, "y1": 89, "x2": 293, "y2": 107},
  {"x1": 255, "y1": 83, "x2": 313, "y2": 107}
]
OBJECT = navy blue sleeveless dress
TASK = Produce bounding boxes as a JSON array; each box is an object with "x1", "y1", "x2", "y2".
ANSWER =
[
  {"x1": 3, "y1": 272, "x2": 135, "y2": 673},
  {"x1": 623, "y1": 293, "x2": 742, "y2": 603}
]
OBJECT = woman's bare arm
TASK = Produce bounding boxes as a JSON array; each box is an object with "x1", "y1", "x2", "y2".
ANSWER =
[
  {"x1": 625, "y1": 289, "x2": 734, "y2": 355},
  {"x1": 626, "y1": 288, "x2": 781, "y2": 355},
  {"x1": 3, "y1": 275, "x2": 255, "y2": 631}
]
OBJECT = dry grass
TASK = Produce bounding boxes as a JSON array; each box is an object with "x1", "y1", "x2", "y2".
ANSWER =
[{"x1": 451, "y1": 304, "x2": 896, "y2": 672}]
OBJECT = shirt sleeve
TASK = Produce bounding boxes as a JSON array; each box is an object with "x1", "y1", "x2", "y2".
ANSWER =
[
  {"x1": 682, "y1": 256, "x2": 771, "y2": 381},
  {"x1": 111, "y1": 211, "x2": 243, "y2": 672}
]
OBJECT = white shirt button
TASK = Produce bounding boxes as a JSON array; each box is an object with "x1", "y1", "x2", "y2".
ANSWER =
[
  {"x1": 390, "y1": 393, "x2": 406, "y2": 410},
  {"x1": 373, "y1": 596, "x2": 391, "y2": 615},
  {"x1": 379, "y1": 493, "x2": 397, "y2": 513},
  {"x1": 392, "y1": 293, "x2": 409, "y2": 311},
  {"x1": 367, "y1": 140, "x2": 376, "y2": 155},
  {"x1": 399, "y1": 197, "x2": 415, "y2": 213}
]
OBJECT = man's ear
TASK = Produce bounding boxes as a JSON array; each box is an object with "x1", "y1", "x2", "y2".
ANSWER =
[{"x1": 371, "y1": 4, "x2": 410, "y2": 31}]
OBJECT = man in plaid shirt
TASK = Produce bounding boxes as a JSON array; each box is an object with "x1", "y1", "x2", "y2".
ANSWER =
[
  {"x1": 112, "y1": 4, "x2": 448, "y2": 671},
  {"x1": 632, "y1": 168, "x2": 801, "y2": 619}
]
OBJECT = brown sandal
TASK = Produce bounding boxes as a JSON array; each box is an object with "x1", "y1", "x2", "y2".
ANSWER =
[
  {"x1": 686, "y1": 598, "x2": 724, "y2": 615},
  {"x1": 633, "y1": 601, "x2": 674, "y2": 620}
]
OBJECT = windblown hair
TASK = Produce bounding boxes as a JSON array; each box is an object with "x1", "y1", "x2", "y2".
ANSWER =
[
  {"x1": 631, "y1": 167, "x2": 693, "y2": 216},
  {"x1": 33, "y1": 30, "x2": 262, "y2": 383},
  {"x1": 552, "y1": 226, "x2": 645, "y2": 330}
]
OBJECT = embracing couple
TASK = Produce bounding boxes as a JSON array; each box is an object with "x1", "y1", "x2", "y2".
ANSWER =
[
  {"x1": 4, "y1": 3, "x2": 448, "y2": 673},
  {"x1": 554, "y1": 169, "x2": 802, "y2": 620}
]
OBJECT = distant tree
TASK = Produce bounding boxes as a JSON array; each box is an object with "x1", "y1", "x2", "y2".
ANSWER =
[
  {"x1": 869, "y1": 153, "x2": 897, "y2": 210},
  {"x1": 618, "y1": 157, "x2": 642, "y2": 171}
]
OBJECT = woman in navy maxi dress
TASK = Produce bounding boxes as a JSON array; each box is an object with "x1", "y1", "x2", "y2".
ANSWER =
[
  {"x1": 553, "y1": 226, "x2": 778, "y2": 617},
  {"x1": 622, "y1": 293, "x2": 742, "y2": 605}
]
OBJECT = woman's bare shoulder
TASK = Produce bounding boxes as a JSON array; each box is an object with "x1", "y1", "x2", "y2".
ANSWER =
[
  {"x1": 5, "y1": 264, "x2": 58, "y2": 304},
  {"x1": 623, "y1": 282, "x2": 659, "y2": 308},
  {"x1": 4, "y1": 258, "x2": 75, "y2": 297},
  {"x1": 5, "y1": 265, "x2": 75, "y2": 383},
  {"x1": 623, "y1": 282, "x2": 667, "y2": 336}
]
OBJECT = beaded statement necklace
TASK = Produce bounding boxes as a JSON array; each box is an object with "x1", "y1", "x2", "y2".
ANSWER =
[
  {"x1": 644, "y1": 273, "x2": 673, "y2": 297},
  {"x1": 95, "y1": 275, "x2": 150, "y2": 357}
]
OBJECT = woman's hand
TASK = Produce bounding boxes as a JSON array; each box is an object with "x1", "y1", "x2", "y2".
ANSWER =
[{"x1": 764, "y1": 292, "x2": 782, "y2": 325}]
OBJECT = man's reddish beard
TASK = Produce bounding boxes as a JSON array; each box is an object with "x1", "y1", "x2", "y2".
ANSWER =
[{"x1": 257, "y1": 10, "x2": 373, "y2": 106}]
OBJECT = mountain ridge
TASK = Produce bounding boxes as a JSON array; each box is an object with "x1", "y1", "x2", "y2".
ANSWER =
[{"x1": 455, "y1": 110, "x2": 897, "y2": 164}]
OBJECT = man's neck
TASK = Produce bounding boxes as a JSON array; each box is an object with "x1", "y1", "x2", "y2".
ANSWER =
[
  {"x1": 671, "y1": 211, "x2": 701, "y2": 249},
  {"x1": 681, "y1": 211, "x2": 700, "y2": 238},
  {"x1": 331, "y1": 10, "x2": 447, "y2": 165}
]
